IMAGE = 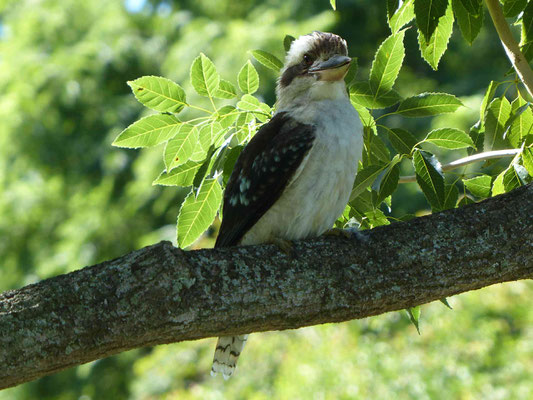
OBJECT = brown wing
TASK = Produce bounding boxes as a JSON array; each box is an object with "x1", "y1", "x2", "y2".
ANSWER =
[{"x1": 215, "y1": 112, "x2": 315, "y2": 248}]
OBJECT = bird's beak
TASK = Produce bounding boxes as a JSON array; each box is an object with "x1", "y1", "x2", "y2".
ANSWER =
[{"x1": 308, "y1": 55, "x2": 351, "y2": 81}]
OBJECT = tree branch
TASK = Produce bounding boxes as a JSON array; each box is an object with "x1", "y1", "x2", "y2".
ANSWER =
[
  {"x1": 1, "y1": 184, "x2": 532, "y2": 390},
  {"x1": 485, "y1": 0, "x2": 533, "y2": 97}
]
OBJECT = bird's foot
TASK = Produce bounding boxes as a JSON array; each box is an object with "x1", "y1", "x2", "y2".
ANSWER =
[
  {"x1": 323, "y1": 227, "x2": 365, "y2": 240},
  {"x1": 270, "y1": 237, "x2": 294, "y2": 256}
]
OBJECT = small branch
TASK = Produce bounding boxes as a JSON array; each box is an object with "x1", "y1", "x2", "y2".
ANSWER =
[
  {"x1": 0, "y1": 184, "x2": 532, "y2": 390},
  {"x1": 485, "y1": 0, "x2": 533, "y2": 97},
  {"x1": 399, "y1": 148, "x2": 520, "y2": 183}
]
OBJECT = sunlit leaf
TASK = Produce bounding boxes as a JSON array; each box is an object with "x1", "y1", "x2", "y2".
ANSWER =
[
  {"x1": 177, "y1": 178, "x2": 223, "y2": 248},
  {"x1": 350, "y1": 165, "x2": 387, "y2": 201},
  {"x1": 164, "y1": 125, "x2": 199, "y2": 171},
  {"x1": 238, "y1": 60, "x2": 259, "y2": 94},
  {"x1": 413, "y1": 150, "x2": 444, "y2": 211},
  {"x1": 251, "y1": 50, "x2": 283, "y2": 72},
  {"x1": 369, "y1": 30, "x2": 406, "y2": 98},
  {"x1": 468, "y1": 121, "x2": 484, "y2": 155},
  {"x1": 424, "y1": 128, "x2": 475, "y2": 149},
  {"x1": 521, "y1": 0, "x2": 533, "y2": 45},
  {"x1": 344, "y1": 57, "x2": 359, "y2": 85},
  {"x1": 237, "y1": 94, "x2": 262, "y2": 112},
  {"x1": 452, "y1": 0, "x2": 483, "y2": 45},
  {"x1": 463, "y1": 175, "x2": 492, "y2": 198},
  {"x1": 414, "y1": 0, "x2": 448, "y2": 40},
  {"x1": 217, "y1": 105, "x2": 238, "y2": 128},
  {"x1": 351, "y1": 102, "x2": 376, "y2": 134},
  {"x1": 350, "y1": 81, "x2": 402, "y2": 109},
  {"x1": 406, "y1": 306, "x2": 421, "y2": 334},
  {"x1": 128, "y1": 76, "x2": 187, "y2": 113},
  {"x1": 418, "y1": 2, "x2": 454, "y2": 70},
  {"x1": 153, "y1": 160, "x2": 202, "y2": 187},
  {"x1": 190, "y1": 53, "x2": 220, "y2": 98},
  {"x1": 485, "y1": 96, "x2": 511, "y2": 150},
  {"x1": 480, "y1": 81, "x2": 499, "y2": 126},
  {"x1": 508, "y1": 95, "x2": 533, "y2": 147},
  {"x1": 112, "y1": 114, "x2": 181, "y2": 148},
  {"x1": 522, "y1": 147, "x2": 533, "y2": 176},
  {"x1": 387, "y1": 0, "x2": 415, "y2": 33},
  {"x1": 213, "y1": 79, "x2": 237, "y2": 99},
  {"x1": 492, "y1": 164, "x2": 525, "y2": 195},
  {"x1": 386, "y1": 127, "x2": 418, "y2": 155},
  {"x1": 396, "y1": 92, "x2": 463, "y2": 117}
]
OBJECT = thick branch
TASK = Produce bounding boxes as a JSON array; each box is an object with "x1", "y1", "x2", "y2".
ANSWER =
[
  {"x1": 1, "y1": 184, "x2": 532, "y2": 390},
  {"x1": 485, "y1": 0, "x2": 533, "y2": 97}
]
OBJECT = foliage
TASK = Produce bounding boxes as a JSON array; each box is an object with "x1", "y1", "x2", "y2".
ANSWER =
[{"x1": 1, "y1": 0, "x2": 532, "y2": 398}]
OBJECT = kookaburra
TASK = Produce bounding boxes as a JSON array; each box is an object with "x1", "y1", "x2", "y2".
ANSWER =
[{"x1": 211, "y1": 31, "x2": 363, "y2": 379}]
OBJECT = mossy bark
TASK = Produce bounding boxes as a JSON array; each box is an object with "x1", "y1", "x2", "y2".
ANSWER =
[{"x1": 1, "y1": 184, "x2": 532, "y2": 389}]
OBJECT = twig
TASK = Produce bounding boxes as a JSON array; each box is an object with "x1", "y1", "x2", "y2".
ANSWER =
[
  {"x1": 485, "y1": 0, "x2": 533, "y2": 97},
  {"x1": 399, "y1": 148, "x2": 520, "y2": 183}
]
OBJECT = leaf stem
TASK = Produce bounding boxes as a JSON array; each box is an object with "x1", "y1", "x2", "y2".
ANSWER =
[
  {"x1": 399, "y1": 148, "x2": 521, "y2": 183},
  {"x1": 186, "y1": 104, "x2": 213, "y2": 114},
  {"x1": 484, "y1": 0, "x2": 533, "y2": 98}
]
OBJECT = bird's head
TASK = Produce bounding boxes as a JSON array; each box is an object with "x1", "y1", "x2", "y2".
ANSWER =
[{"x1": 276, "y1": 31, "x2": 351, "y2": 110}]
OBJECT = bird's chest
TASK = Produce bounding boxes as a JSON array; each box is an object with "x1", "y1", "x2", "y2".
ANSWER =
[{"x1": 241, "y1": 100, "x2": 362, "y2": 245}]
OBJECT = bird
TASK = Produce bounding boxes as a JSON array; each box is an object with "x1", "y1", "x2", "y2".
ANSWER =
[{"x1": 210, "y1": 31, "x2": 363, "y2": 379}]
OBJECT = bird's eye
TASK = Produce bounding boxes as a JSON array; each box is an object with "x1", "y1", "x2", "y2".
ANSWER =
[{"x1": 302, "y1": 54, "x2": 313, "y2": 66}]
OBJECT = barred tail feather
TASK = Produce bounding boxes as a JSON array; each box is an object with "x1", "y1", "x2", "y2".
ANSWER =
[{"x1": 211, "y1": 335, "x2": 249, "y2": 379}]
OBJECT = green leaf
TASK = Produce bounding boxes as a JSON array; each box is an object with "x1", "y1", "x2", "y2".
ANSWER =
[
  {"x1": 443, "y1": 183, "x2": 459, "y2": 210},
  {"x1": 217, "y1": 105, "x2": 238, "y2": 128},
  {"x1": 387, "y1": 0, "x2": 415, "y2": 33},
  {"x1": 238, "y1": 60, "x2": 259, "y2": 94},
  {"x1": 396, "y1": 92, "x2": 463, "y2": 117},
  {"x1": 440, "y1": 298, "x2": 453, "y2": 309},
  {"x1": 386, "y1": 128, "x2": 418, "y2": 155},
  {"x1": 375, "y1": 163, "x2": 400, "y2": 204},
  {"x1": 418, "y1": 2, "x2": 454, "y2": 70},
  {"x1": 350, "y1": 81, "x2": 402, "y2": 109},
  {"x1": 521, "y1": 0, "x2": 533, "y2": 45},
  {"x1": 364, "y1": 131, "x2": 391, "y2": 166},
  {"x1": 508, "y1": 95, "x2": 533, "y2": 147},
  {"x1": 198, "y1": 121, "x2": 224, "y2": 153},
  {"x1": 350, "y1": 165, "x2": 386, "y2": 201},
  {"x1": 522, "y1": 147, "x2": 533, "y2": 176},
  {"x1": 406, "y1": 306, "x2": 421, "y2": 334},
  {"x1": 480, "y1": 81, "x2": 499, "y2": 126},
  {"x1": 153, "y1": 160, "x2": 202, "y2": 187},
  {"x1": 177, "y1": 178, "x2": 223, "y2": 248},
  {"x1": 190, "y1": 53, "x2": 220, "y2": 98},
  {"x1": 237, "y1": 94, "x2": 262, "y2": 112},
  {"x1": 284, "y1": 35, "x2": 296, "y2": 52},
  {"x1": 485, "y1": 96, "x2": 512, "y2": 150},
  {"x1": 492, "y1": 165, "x2": 525, "y2": 196},
  {"x1": 452, "y1": 0, "x2": 483, "y2": 45},
  {"x1": 223, "y1": 146, "x2": 244, "y2": 185},
  {"x1": 344, "y1": 57, "x2": 358, "y2": 85},
  {"x1": 351, "y1": 102, "x2": 376, "y2": 134},
  {"x1": 414, "y1": 0, "x2": 448, "y2": 40},
  {"x1": 458, "y1": 0, "x2": 482, "y2": 14},
  {"x1": 468, "y1": 121, "x2": 484, "y2": 154},
  {"x1": 424, "y1": 127, "x2": 475, "y2": 149},
  {"x1": 413, "y1": 150, "x2": 445, "y2": 211},
  {"x1": 330, "y1": 0, "x2": 336, "y2": 10},
  {"x1": 213, "y1": 79, "x2": 237, "y2": 99},
  {"x1": 369, "y1": 30, "x2": 406, "y2": 99},
  {"x1": 363, "y1": 209, "x2": 391, "y2": 229},
  {"x1": 164, "y1": 125, "x2": 199, "y2": 171},
  {"x1": 502, "y1": 0, "x2": 527, "y2": 17},
  {"x1": 128, "y1": 76, "x2": 187, "y2": 114},
  {"x1": 112, "y1": 114, "x2": 181, "y2": 148},
  {"x1": 463, "y1": 175, "x2": 492, "y2": 198},
  {"x1": 250, "y1": 50, "x2": 283, "y2": 72}
]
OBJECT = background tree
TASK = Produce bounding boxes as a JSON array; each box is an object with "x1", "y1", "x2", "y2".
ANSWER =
[{"x1": 0, "y1": 0, "x2": 531, "y2": 398}]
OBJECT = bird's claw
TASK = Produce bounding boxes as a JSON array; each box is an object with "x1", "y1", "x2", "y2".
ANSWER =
[{"x1": 270, "y1": 237, "x2": 294, "y2": 256}]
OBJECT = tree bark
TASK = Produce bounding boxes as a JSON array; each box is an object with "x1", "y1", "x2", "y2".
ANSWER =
[{"x1": 1, "y1": 183, "x2": 532, "y2": 390}]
